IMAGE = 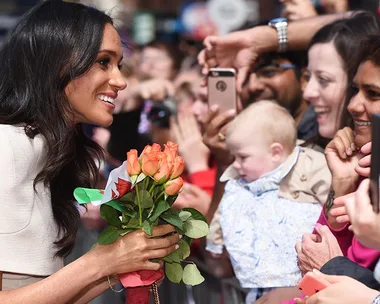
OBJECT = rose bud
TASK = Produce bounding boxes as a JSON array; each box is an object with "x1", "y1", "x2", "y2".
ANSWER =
[
  {"x1": 164, "y1": 177, "x2": 184, "y2": 196},
  {"x1": 126, "y1": 149, "x2": 141, "y2": 176},
  {"x1": 171, "y1": 156, "x2": 185, "y2": 179}
]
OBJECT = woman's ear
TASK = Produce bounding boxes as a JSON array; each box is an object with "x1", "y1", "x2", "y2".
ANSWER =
[{"x1": 270, "y1": 142, "x2": 285, "y2": 162}]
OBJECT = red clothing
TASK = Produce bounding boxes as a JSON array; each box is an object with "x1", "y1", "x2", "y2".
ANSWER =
[{"x1": 183, "y1": 166, "x2": 217, "y2": 196}]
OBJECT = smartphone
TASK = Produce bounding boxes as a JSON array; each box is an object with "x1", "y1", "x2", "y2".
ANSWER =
[
  {"x1": 297, "y1": 272, "x2": 330, "y2": 296},
  {"x1": 208, "y1": 68, "x2": 237, "y2": 113},
  {"x1": 370, "y1": 114, "x2": 380, "y2": 213}
]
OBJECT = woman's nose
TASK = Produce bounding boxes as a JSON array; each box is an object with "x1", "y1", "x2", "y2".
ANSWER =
[
  {"x1": 348, "y1": 92, "x2": 365, "y2": 117},
  {"x1": 303, "y1": 78, "x2": 319, "y2": 102},
  {"x1": 109, "y1": 72, "x2": 127, "y2": 91}
]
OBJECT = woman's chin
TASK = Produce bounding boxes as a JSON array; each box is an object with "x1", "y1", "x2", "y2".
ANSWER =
[{"x1": 94, "y1": 116, "x2": 113, "y2": 128}]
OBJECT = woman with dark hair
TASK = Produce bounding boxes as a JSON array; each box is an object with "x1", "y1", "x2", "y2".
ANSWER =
[
  {"x1": 296, "y1": 13, "x2": 380, "y2": 271},
  {"x1": 303, "y1": 11, "x2": 380, "y2": 141},
  {"x1": 0, "y1": 0, "x2": 179, "y2": 302},
  {"x1": 293, "y1": 34, "x2": 380, "y2": 304}
]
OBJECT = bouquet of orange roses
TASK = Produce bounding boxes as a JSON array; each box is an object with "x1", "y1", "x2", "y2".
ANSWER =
[{"x1": 74, "y1": 141, "x2": 209, "y2": 303}]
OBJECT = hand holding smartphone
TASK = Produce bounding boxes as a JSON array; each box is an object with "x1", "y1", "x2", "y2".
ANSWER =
[
  {"x1": 370, "y1": 114, "x2": 380, "y2": 213},
  {"x1": 297, "y1": 272, "x2": 330, "y2": 296},
  {"x1": 207, "y1": 68, "x2": 237, "y2": 113}
]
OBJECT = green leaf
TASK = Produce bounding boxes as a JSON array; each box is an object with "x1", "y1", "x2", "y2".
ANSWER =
[
  {"x1": 136, "y1": 172, "x2": 147, "y2": 184},
  {"x1": 181, "y1": 235, "x2": 194, "y2": 246},
  {"x1": 100, "y1": 205, "x2": 121, "y2": 228},
  {"x1": 105, "y1": 200, "x2": 136, "y2": 218},
  {"x1": 164, "y1": 239, "x2": 191, "y2": 263},
  {"x1": 179, "y1": 211, "x2": 192, "y2": 222},
  {"x1": 137, "y1": 190, "x2": 154, "y2": 209},
  {"x1": 74, "y1": 188, "x2": 103, "y2": 205},
  {"x1": 183, "y1": 219, "x2": 209, "y2": 238},
  {"x1": 160, "y1": 209, "x2": 184, "y2": 230},
  {"x1": 181, "y1": 208, "x2": 207, "y2": 222},
  {"x1": 120, "y1": 228, "x2": 135, "y2": 236},
  {"x1": 182, "y1": 264, "x2": 205, "y2": 286},
  {"x1": 165, "y1": 262, "x2": 183, "y2": 284},
  {"x1": 98, "y1": 227, "x2": 121, "y2": 245},
  {"x1": 152, "y1": 186, "x2": 162, "y2": 198},
  {"x1": 142, "y1": 220, "x2": 153, "y2": 236},
  {"x1": 149, "y1": 200, "x2": 170, "y2": 222},
  {"x1": 119, "y1": 192, "x2": 135, "y2": 203},
  {"x1": 124, "y1": 217, "x2": 141, "y2": 229},
  {"x1": 130, "y1": 175, "x2": 138, "y2": 184},
  {"x1": 178, "y1": 239, "x2": 191, "y2": 259},
  {"x1": 166, "y1": 194, "x2": 178, "y2": 206}
]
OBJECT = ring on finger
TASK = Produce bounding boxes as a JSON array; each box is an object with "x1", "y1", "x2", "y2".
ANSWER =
[{"x1": 218, "y1": 132, "x2": 226, "y2": 141}]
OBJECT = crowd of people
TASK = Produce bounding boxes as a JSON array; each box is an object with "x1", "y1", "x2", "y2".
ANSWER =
[{"x1": 2, "y1": 0, "x2": 380, "y2": 304}]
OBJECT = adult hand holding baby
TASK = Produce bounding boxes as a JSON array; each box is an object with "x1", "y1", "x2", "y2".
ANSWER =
[{"x1": 296, "y1": 225, "x2": 343, "y2": 276}]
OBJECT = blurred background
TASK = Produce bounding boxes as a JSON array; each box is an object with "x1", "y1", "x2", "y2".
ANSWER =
[{"x1": 1, "y1": 0, "x2": 379, "y2": 48}]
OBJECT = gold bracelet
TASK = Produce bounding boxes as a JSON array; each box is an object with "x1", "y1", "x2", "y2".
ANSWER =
[{"x1": 106, "y1": 275, "x2": 124, "y2": 293}]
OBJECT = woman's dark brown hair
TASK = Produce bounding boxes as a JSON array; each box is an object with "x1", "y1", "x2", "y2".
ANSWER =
[
  {"x1": 308, "y1": 11, "x2": 380, "y2": 131},
  {"x1": 0, "y1": 0, "x2": 112, "y2": 257}
]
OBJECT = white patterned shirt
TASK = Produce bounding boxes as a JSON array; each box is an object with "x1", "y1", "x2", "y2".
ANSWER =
[{"x1": 208, "y1": 149, "x2": 322, "y2": 288}]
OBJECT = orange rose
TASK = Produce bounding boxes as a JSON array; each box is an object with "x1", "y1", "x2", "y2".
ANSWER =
[
  {"x1": 171, "y1": 156, "x2": 185, "y2": 179},
  {"x1": 164, "y1": 177, "x2": 184, "y2": 196},
  {"x1": 126, "y1": 149, "x2": 141, "y2": 176},
  {"x1": 141, "y1": 151, "x2": 160, "y2": 176},
  {"x1": 164, "y1": 141, "x2": 178, "y2": 162},
  {"x1": 153, "y1": 159, "x2": 174, "y2": 184},
  {"x1": 141, "y1": 144, "x2": 152, "y2": 156},
  {"x1": 151, "y1": 143, "x2": 162, "y2": 152}
]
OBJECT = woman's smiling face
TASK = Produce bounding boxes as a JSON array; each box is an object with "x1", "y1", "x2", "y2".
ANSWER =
[
  {"x1": 303, "y1": 42, "x2": 347, "y2": 139},
  {"x1": 64, "y1": 23, "x2": 127, "y2": 127},
  {"x1": 349, "y1": 60, "x2": 380, "y2": 148}
]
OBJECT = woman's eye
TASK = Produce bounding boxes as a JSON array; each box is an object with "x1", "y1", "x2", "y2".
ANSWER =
[
  {"x1": 367, "y1": 89, "x2": 380, "y2": 99},
  {"x1": 98, "y1": 58, "x2": 110, "y2": 68},
  {"x1": 318, "y1": 77, "x2": 330, "y2": 86}
]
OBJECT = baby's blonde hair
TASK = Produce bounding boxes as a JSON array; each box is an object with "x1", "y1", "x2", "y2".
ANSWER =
[{"x1": 226, "y1": 100, "x2": 297, "y2": 153}]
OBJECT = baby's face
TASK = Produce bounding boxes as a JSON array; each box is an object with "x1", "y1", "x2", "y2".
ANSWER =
[{"x1": 228, "y1": 139, "x2": 276, "y2": 183}]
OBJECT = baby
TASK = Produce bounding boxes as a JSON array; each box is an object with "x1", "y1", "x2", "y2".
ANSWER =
[{"x1": 207, "y1": 100, "x2": 331, "y2": 303}]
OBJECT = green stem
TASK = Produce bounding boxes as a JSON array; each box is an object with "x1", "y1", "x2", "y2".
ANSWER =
[
  {"x1": 135, "y1": 183, "x2": 143, "y2": 226},
  {"x1": 156, "y1": 191, "x2": 165, "y2": 202},
  {"x1": 149, "y1": 182, "x2": 156, "y2": 195}
]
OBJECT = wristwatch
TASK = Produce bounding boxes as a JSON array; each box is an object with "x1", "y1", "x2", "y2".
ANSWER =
[
  {"x1": 372, "y1": 294, "x2": 380, "y2": 304},
  {"x1": 268, "y1": 17, "x2": 288, "y2": 53}
]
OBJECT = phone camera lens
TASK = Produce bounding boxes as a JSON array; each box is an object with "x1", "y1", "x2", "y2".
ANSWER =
[{"x1": 216, "y1": 81, "x2": 227, "y2": 92}]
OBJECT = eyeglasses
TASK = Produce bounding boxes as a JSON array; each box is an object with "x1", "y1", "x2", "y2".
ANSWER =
[{"x1": 254, "y1": 63, "x2": 297, "y2": 79}]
